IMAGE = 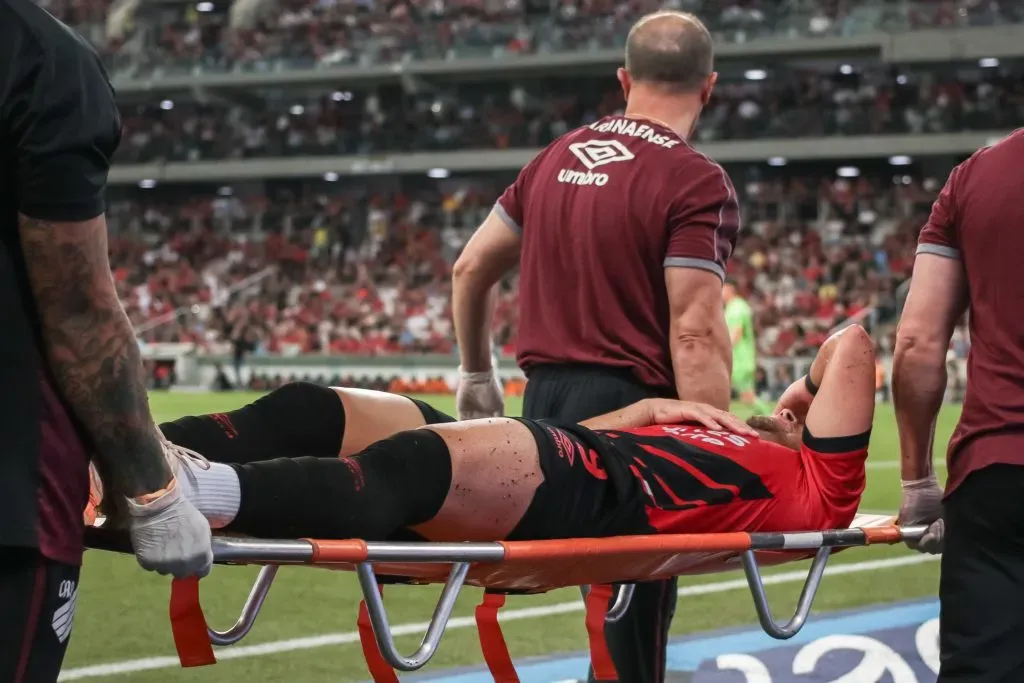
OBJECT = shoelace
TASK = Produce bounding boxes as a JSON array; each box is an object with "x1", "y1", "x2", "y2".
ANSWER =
[{"x1": 159, "y1": 433, "x2": 211, "y2": 490}]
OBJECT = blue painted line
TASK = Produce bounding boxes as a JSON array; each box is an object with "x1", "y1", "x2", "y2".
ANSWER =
[{"x1": 415, "y1": 599, "x2": 939, "y2": 683}]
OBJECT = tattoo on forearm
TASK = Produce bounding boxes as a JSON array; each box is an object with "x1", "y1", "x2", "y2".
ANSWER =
[{"x1": 19, "y1": 215, "x2": 170, "y2": 496}]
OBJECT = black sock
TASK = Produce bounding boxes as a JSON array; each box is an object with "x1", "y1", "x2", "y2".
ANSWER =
[
  {"x1": 159, "y1": 382, "x2": 345, "y2": 464},
  {"x1": 225, "y1": 428, "x2": 452, "y2": 540}
]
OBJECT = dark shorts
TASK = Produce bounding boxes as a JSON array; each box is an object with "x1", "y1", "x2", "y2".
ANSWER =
[
  {"x1": 939, "y1": 464, "x2": 1024, "y2": 682},
  {"x1": 507, "y1": 419, "x2": 651, "y2": 541},
  {"x1": 519, "y1": 363, "x2": 678, "y2": 683},
  {"x1": 0, "y1": 547, "x2": 80, "y2": 683}
]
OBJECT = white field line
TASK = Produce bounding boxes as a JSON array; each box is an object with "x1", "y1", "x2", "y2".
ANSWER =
[
  {"x1": 58, "y1": 553, "x2": 938, "y2": 681},
  {"x1": 866, "y1": 458, "x2": 944, "y2": 470}
]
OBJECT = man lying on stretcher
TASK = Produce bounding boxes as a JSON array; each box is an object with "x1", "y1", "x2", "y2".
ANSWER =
[{"x1": 93, "y1": 324, "x2": 875, "y2": 545}]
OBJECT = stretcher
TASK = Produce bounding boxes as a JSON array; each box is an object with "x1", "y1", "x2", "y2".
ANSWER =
[{"x1": 84, "y1": 514, "x2": 925, "y2": 683}]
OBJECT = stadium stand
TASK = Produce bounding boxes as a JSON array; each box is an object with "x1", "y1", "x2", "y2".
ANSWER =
[
  {"x1": 45, "y1": 0, "x2": 1001, "y2": 399},
  {"x1": 112, "y1": 66, "x2": 1024, "y2": 163}
]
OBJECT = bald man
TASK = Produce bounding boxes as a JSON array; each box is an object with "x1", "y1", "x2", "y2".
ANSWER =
[{"x1": 452, "y1": 11, "x2": 736, "y2": 682}]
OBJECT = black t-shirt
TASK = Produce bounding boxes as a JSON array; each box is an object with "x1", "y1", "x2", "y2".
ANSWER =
[{"x1": 0, "y1": 0, "x2": 121, "y2": 564}]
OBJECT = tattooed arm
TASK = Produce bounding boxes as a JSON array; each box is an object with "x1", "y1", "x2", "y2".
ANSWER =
[{"x1": 19, "y1": 215, "x2": 172, "y2": 497}]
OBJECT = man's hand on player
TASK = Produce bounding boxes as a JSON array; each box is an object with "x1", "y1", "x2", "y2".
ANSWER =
[
  {"x1": 127, "y1": 480, "x2": 214, "y2": 578},
  {"x1": 456, "y1": 361, "x2": 505, "y2": 420},
  {"x1": 899, "y1": 474, "x2": 945, "y2": 554},
  {"x1": 646, "y1": 399, "x2": 758, "y2": 437}
]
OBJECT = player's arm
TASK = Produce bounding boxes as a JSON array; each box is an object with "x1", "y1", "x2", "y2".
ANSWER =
[
  {"x1": 580, "y1": 398, "x2": 756, "y2": 435},
  {"x1": 775, "y1": 327, "x2": 848, "y2": 422},
  {"x1": 893, "y1": 168, "x2": 968, "y2": 481},
  {"x1": 803, "y1": 324, "x2": 876, "y2": 445},
  {"x1": 728, "y1": 313, "x2": 743, "y2": 346},
  {"x1": 452, "y1": 208, "x2": 520, "y2": 372},
  {"x1": 10, "y1": 39, "x2": 171, "y2": 497},
  {"x1": 664, "y1": 161, "x2": 740, "y2": 410}
]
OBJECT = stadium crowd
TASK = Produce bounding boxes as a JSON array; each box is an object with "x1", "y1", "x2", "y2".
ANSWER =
[
  {"x1": 115, "y1": 67, "x2": 1024, "y2": 163},
  {"x1": 44, "y1": 0, "x2": 1024, "y2": 75},
  {"x1": 116, "y1": 171, "x2": 939, "y2": 371}
]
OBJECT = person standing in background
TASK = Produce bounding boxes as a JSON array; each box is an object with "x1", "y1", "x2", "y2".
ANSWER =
[
  {"x1": 452, "y1": 11, "x2": 738, "y2": 682},
  {"x1": 724, "y1": 279, "x2": 772, "y2": 415}
]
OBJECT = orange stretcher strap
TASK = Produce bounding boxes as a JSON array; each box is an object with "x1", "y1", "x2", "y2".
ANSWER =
[
  {"x1": 169, "y1": 577, "x2": 216, "y2": 667},
  {"x1": 585, "y1": 584, "x2": 618, "y2": 681},
  {"x1": 357, "y1": 586, "x2": 399, "y2": 683},
  {"x1": 475, "y1": 592, "x2": 519, "y2": 683}
]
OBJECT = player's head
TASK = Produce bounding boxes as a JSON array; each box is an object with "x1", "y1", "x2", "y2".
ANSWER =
[
  {"x1": 746, "y1": 409, "x2": 803, "y2": 451},
  {"x1": 723, "y1": 278, "x2": 738, "y2": 302},
  {"x1": 619, "y1": 11, "x2": 717, "y2": 132}
]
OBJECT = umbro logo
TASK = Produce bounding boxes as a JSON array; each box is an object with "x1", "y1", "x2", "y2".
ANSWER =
[{"x1": 567, "y1": 139, "x2": 635, "y2": 170}]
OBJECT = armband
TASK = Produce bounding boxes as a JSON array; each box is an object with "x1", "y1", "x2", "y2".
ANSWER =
[{"x1": 804, "y1": 374, "x2": 820, "y2": 397}]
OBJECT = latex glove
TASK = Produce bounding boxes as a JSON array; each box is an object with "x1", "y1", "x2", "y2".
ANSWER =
[
  {"x1": 127, "y1": 480, "x2": 214, "y2": 578},
  {"x1": 899, "y1": 473, "x2": 945, "y2": 554},
  {"x1": 456, "y1": 360, "x2": 504, "y2": 420}
]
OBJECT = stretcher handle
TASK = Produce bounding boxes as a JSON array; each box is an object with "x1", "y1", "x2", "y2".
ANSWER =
[
  {"x1": 742, "y1": 546, "x2": 830, "y2": 640},
  {"x1": 357, "y1": 561, "x2": 470, "y2": 672},
  {"x1": 605, "y1": 584, "x2": 636, "y2": 623},
  {"x1": 208, "y1": 565, "x2": 279, "y2": 646}
]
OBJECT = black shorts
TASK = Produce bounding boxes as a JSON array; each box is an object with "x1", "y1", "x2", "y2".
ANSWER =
[
  {"x1": 506, "y1": 418, "x2": 651, "y2": 541},
  {"x1": 939, "y1": 464, "x2": 1024, "y2": 682},
  {"x1": 0, "y1": 547, "x2": 80, "y2": 683}
]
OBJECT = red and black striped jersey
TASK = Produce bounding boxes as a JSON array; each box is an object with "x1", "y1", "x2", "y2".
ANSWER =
[{"x1": 596, "y1": 424, "x2": 868, "y2": 536}]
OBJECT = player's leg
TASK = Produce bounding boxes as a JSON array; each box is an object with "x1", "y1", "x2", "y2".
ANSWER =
[
  {"x1": 938, "y1": 464, "x2": 1024, "y2": 681},
  {"x1": 0, "y1": 547, "x2": 80, "y2": 683},
  {"x1": 177, "y1": 418, "x2": 543, "y2": 542},
  {"x1": 158, "y1": 382, "x2": 454, "y2": 464}
]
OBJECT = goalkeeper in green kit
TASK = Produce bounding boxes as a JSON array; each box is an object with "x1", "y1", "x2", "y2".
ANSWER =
[{"x1": 724, "y1": 280, "x2": 773, "y2": 415}]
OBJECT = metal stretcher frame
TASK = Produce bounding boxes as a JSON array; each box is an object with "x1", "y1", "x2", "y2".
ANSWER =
[{"x1": 85, "y1": 518, "x2": 926, "y2": 682}]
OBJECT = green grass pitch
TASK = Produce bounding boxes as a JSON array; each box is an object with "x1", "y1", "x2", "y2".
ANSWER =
[{"x1": 61, "y1": 392, "x2": 958, "y2": 682}]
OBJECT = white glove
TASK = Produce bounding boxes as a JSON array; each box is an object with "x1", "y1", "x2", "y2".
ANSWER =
[
  {"x1": 456, "y1": 360, "x2": 504, "y2": 420},
  {"x1": 899, "y1": 473, "x2": 945, "y2": 554},
  {"x1": 127, "y1": 480, "x2": 214, "y2": 578}
]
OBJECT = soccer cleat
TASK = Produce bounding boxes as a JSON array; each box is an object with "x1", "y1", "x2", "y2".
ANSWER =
[
  {"x1": 158, "y1": 430, "x2": 211, "y2": 491},
  {"x1": 83, "y1": 431, "x2": 210, "y2": 528},
  {"x1": 84, "y1": 462, "x2": 103, "y2": 526}
]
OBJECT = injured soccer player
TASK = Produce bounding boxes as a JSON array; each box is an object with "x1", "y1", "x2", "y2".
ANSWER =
[{"x1": 93, "y1": 325, "x2": 877, "y2": 543}]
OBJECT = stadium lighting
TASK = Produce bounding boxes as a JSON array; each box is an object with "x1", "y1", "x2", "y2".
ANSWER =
[
  {"x1": 427, "y1": 168, "x2": 450, "y2": 179},
  {"x1": 138, "y1": 179, "x2": 157, "y2": 189},
  {"x1": 289, "y1": 105, "x2": 305, "y2": 116},
  {"x1": 332, "y1": 91, "x2": 353, "y2": 102},
  {"x1": 323, "y1": 172, "x2": 340, "y2": 182},
  {"x1": 979, "y1": 57, "x2": 1000, "y2": 68},
  {"x1": 839, "y1": 64, "x2": 854, "y2": 75},
  {"x1": 160, "y1": 99, "x2": 174, "y2": 111},
  {"x1": 837, "y1": 166, "x2": 860, "y2": 178},
  {"x1": 888, "y1": 155, "x2": 913, "y2": 166},
  {"x1": 767, "y1": 156, "x2": 787, "y2": 167},
  {"x1": 744, "y1": 69, "x2": 767, "y2": 81},
  {"x1": 196, "y1": 1, "x2": 214, "y2": 10}
]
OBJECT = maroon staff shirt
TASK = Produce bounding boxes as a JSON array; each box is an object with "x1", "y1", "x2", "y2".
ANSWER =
[
  {"x1": 0, "y1": 0, "x2": 121, "y2": 565},
  {"x1": 916, "y1": 127, "x2": 1024, "y2": 495},
  {"x1": 496, "y1": 115, "x2": 740, "y2": 392}
]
